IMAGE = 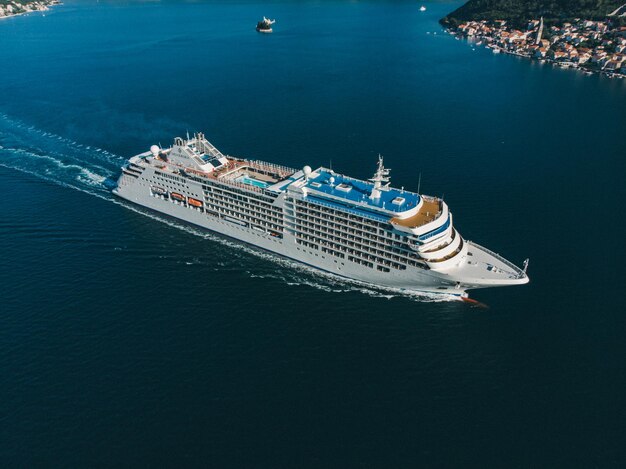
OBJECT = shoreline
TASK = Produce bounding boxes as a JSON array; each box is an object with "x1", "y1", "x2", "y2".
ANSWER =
[
  {"x1": 479, "y1": 38, "x2": 625, "y2": 79},
  {"x1": 443, "y1": 18, "x2": 626, "y2": 80},
  {"x1": 0, "y1": 0, "x2": 61, "y2": 20}
]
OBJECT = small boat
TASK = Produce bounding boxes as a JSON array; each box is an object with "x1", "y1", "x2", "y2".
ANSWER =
[
  {"x1": 419, "y1": 6, "x2": 426, "y2": 12},
  {"x1": 188, "y1": 197, "x2": 203, "y2": 208},
  {"x1": 150, "y1": 186, "x2": 167, "y2": 196},
  {"x1": 492, "y1": 47, "x2": 501, "y2": 54},
  {"x1": 170, "y1": 192, "x2": 186, "y2": 202},
  {"x1": 256, "y1": 17, "x2": 275, "y2": 33}
]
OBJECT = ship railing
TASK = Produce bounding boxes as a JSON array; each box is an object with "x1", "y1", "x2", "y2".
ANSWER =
[
  {"x1": 317, "y1": 166, "x2": 423, "y2": 199},
  {"x1": 199, "y1": 138, "x2": 226, "y2": 159},
  {"x1": 305, "y1": 197, "x2": 390, "y2": 224},
  {"x1": 466, "y1": 241, "x2": 526, "y2": 278},
  {"x1": 293, "y1": 226, "x2": 421, "y2": 267},
  {"x1": 159, "y1": 157, "x2": 287, "y2": 195},
  {"x1": 217, "y1": 178, "x2": 265, "y2": 193},
  {"x1": 185, "y1": 167, "x2": 212, "y2": 178},
  {"x1": 184, "y1": 164, "x2": 278, "y2": 196},
  {"x1": 248, "y1": 160, "x2": 297, "y2": 178}
]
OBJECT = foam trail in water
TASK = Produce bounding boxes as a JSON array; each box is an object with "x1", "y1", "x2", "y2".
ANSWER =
[
  {"x1": 0, "y1": 115, "x2": 459, "y2": 303},
  {"x1": 0, "y1": 113, "x2": 126, "y2": 165},
  {"x1": 108, "y1": 199, "x2": 459, "y2": 302}
]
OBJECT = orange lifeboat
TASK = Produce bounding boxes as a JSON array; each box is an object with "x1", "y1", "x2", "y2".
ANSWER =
[
  {"x1": 188, "y1": 197, "x2": 203, "y2": 208},
  {"x1": 171, "y1": 192, "x2": 185, "y2": 202}
]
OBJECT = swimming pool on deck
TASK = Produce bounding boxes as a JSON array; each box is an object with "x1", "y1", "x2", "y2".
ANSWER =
[{"x1": 235, "y1": 175, "x2": 270, "y2": 189}]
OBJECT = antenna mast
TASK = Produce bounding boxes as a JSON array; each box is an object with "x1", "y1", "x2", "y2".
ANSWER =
[{"x1": 369, "y1": 155, "x2": 391, "y2": 200}]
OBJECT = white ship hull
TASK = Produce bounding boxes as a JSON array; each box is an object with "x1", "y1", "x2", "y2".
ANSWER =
[
  {"x1": 113, "y1": 182, "x2": 464, "y2": 295},
  {"x1": 114, "y1": 133, "x2": 529, "y2": 297}
]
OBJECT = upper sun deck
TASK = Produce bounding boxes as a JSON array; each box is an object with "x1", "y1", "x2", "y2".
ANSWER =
[
  {"x1": 303, "y1": 168, "x2": 421, "y2": 215},
  {"x1": 390, "y1": 197, "x2": 440, "y2": 227},
  {"x1": 131, "y1": 135, "x2": 438, "y2": 226},
  {"x1": 133, "y1": 134, "x2": 298, "y2": 195}
]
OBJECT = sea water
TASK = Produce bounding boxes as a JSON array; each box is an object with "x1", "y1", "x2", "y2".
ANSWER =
[{"x1": 1, "y1": 1, "x2": 625, "y2": 466}]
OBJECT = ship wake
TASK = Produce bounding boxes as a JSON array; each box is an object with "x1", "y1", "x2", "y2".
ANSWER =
[
  {"x1": 0, "y1": 113, "x2": 121, "y2": 201},
  {"x1": 0, "y1": 114, "x2": 460, "y2": 304}
]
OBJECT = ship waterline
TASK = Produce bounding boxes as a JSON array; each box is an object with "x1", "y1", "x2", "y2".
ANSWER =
[{"x1": 113, "y1": 133, "x2": 529, "y2": 296}]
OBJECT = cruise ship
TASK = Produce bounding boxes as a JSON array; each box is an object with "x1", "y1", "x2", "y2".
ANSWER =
[{"x1": 113, "y1": 133, "x2": 529, "y2": 297}]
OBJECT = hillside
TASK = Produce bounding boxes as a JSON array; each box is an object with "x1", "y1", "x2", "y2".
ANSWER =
[
  {"x1": 0, "y1": 0, "x2": 55, "y2": 6},
  {"x1": 441, "y1": 0, "x2": 626, "y2": 27}
]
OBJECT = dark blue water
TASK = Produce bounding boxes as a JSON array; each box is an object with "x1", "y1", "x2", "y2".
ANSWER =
[{"x1": 1, "y1": 1, "x2": 625, "y2": 466}]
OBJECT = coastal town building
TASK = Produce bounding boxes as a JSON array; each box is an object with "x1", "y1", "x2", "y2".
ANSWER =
[
  {"x1": 450, "y1": 17, "x2": 626, "y2": 78},
  {"x1": 0, "y1": 1, "x2": 59, "y2": 19}
]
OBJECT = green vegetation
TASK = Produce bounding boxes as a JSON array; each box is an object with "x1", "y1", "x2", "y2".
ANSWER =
[
  {"x1": 441, "y1": 0, "x2": 626, "y2": 27},
  {"x1": 0, "y1": 0, "x2": 53, "y2": 6}
]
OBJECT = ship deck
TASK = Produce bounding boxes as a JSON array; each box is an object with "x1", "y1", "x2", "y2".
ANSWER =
[
  {"x1": 305, "y1": 169, "x2": 421, "y2": 213},
  {"x1": 163, "y1": 156, "x2": 295, "y2": 189},
  {"x1": 391, "y1": 198, "x2": 440, "y2": 228},
  {"x1": 453, "y1": 242, "x2": 529, "y2": 287}
]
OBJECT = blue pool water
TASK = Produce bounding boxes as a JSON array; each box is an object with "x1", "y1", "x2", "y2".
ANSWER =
[
  {"x1": 236, "y1": 174, "x2": 270, "y2": 188},
  {"x1": 1, "y1": 1, "x2": 625, "y2": 466}
]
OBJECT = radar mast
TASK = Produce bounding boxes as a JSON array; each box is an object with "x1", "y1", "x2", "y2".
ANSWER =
[{"x1": 369, "y1": 155, "x2": 391, "y2": 200}]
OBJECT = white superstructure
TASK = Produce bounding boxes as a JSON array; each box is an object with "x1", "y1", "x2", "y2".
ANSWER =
[{"x1": 113, "y1": 133, "x2": 529, "y2": 297}]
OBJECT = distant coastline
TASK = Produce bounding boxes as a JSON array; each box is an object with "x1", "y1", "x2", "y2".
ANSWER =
[
  {"x1": 0, "y1": 0, "x2": 60, "y2": 20},
  {"x1": 443, "y1": 18, "x2": 626, "y2": 79},
  {"x1": 439, "y1": 0, "x2": 626, "y2": 78},
  {"x1": 440, "y1": 0, "x2": 626, "y2": 27}
]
